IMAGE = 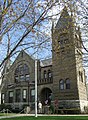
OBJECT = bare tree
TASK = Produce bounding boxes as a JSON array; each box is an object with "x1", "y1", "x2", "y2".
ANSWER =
[
  {"x1": 0, "y1": 0, "x2": 57, "y2": 67},
  {"x1": 0, "y1": 0, "x2": 88, "y2": 70}
]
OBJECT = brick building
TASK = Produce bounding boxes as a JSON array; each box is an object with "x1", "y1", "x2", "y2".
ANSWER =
[{"x1": 1, "y1": 7, "x2": 88, "y2": 113}]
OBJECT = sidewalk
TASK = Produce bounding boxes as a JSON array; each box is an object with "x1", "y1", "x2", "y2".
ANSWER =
[{"x1": 0, "y1": 113, "x2": 88, "y2": 119}]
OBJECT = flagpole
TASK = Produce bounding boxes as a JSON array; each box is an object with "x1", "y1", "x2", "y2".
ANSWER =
[
  {"x1": 35, "y1": 58, "x2": 37, "y2": 117},
  {"x1": 31, "y1": 0, "x2": 38, "y2": 117}
]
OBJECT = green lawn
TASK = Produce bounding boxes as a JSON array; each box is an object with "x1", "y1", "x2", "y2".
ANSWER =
[
  {"x1": 1, "y1": 116, "x2": 88, "y2": 120},
  {"x1": 0, "y1": 113, "x2": 16, "y2": 116}
]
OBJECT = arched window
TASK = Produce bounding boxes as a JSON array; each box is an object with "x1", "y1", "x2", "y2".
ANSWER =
[
  {"x1": 59, "y1": 79, "x2": 64, "y2": 90},
  {"x1": 66, "y1": 78, "x2": 70, "y2": 89},
  {"x1": 14, "y1": 64, "x2": 30, "y2": 82}
]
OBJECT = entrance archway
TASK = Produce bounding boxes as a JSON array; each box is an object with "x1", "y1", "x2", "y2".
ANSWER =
[{"x1": 40, "y1": 88, "x2": 52, "y2": 105}]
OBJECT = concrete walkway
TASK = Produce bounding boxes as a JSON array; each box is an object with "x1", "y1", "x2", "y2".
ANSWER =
[{"x1": 0, "y1": 114, "x2": 88, "y2": 119}]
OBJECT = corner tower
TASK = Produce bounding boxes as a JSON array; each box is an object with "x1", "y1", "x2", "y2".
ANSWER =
[{"x1": 52, "y1": 7, "x2": 87, "y2": 112}]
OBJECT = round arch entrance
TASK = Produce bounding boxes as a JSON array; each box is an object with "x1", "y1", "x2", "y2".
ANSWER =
[{"x1": 40, "y1": 88, "x2": 52, "y2": 105}]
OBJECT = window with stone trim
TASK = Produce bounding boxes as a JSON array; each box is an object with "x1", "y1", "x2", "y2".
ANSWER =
[
  {"x1": 65, "y1": 78, "x2": 70, "y2": 89},
  {"x1": 48, "y1": 69, "x2": 52, "y2": 82},
  {"x1": 14, "y1": 63, "x2": 30, "y2": 82},
  {"x1": 44, "y1": 70, "x2": 47, "y2": 79},
  {"x1": 15, "y1": 89, "x2": 21, "y2": 102},
  {"x1": 30, "y1": 89, "x2": 35, "y2": 102},
  {"x1": 1, "y1": 93, "x2": 5, "y2": 104},
  {"x1": 59, "y1": 79, "x2": 64, "y2": 90},
  {"x1": 48, "y1": 70, "x2": 52, "y2": 78},
  {"x1": 23, "y1": 89, "x2": 27, "y2": 102},
  {"x1": 9, "y1": 91, "x2": 13, "y2": 103}
]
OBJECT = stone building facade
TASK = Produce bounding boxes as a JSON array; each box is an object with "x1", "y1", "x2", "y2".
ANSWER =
[{"x1": 1, "y1": 7, "x2": 88, "y2": 113}]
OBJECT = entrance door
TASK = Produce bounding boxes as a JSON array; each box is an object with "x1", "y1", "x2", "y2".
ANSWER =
[{"x1": 40, "y1": 88, "x2": 52, "y2": 105}]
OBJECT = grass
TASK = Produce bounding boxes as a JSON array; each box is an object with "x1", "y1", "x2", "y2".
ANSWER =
[{"x1": 0, "y1": 116, "x2": 88, "y2": 120}]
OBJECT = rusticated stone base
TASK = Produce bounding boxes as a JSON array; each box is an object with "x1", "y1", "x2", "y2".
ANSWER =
[{"x1": 52, "y1": 100, "x2": 88, "y2": 113}]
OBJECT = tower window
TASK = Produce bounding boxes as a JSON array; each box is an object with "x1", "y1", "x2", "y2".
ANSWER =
[
  {"x1": 65, "y1": 78, "x2": 70, "y2": 89},
  {"x1": 64, "y1": 39, "x2": 68, "y2": 44},
  {"x1": 58, "y1": 40, "x2": 63, "y2": 45},
  {"x1": 79, "y1": 71, "x2": 83, "y2": 82},
  {"x1": 58, "y1": 39, "x2": 68, "y2": 45},
  {"x1": 58, "y1": 33, "x2": 68, "y2": 50},
  {"x1": 81, "y1": 72, "x2": 83, "y2": 82},
  {"x1": 59, "y1": 79, "x2": 64, "y2": 90}
]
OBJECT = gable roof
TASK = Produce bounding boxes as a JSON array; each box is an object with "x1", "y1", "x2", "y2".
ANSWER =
[
  {"x1": 18, "y1": 50, "x2": 35, "y2": 60},
  {"x1": 10, "y1": 50, "x2": 35, "y2": 68}
]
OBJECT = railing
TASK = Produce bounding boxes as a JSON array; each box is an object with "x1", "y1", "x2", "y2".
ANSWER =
[{"x1": 38, "y1": 77, "x2": 53, "y2": 85}]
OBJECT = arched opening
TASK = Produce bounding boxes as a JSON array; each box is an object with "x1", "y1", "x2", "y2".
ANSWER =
[{"x1": 40, "y1": 88, "x2": 52, "y2": 105}]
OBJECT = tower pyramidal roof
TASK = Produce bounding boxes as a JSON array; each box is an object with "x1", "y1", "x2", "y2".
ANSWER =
[{"x1": 55, "y1": 6, "x2": 72, "y2": 30}]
